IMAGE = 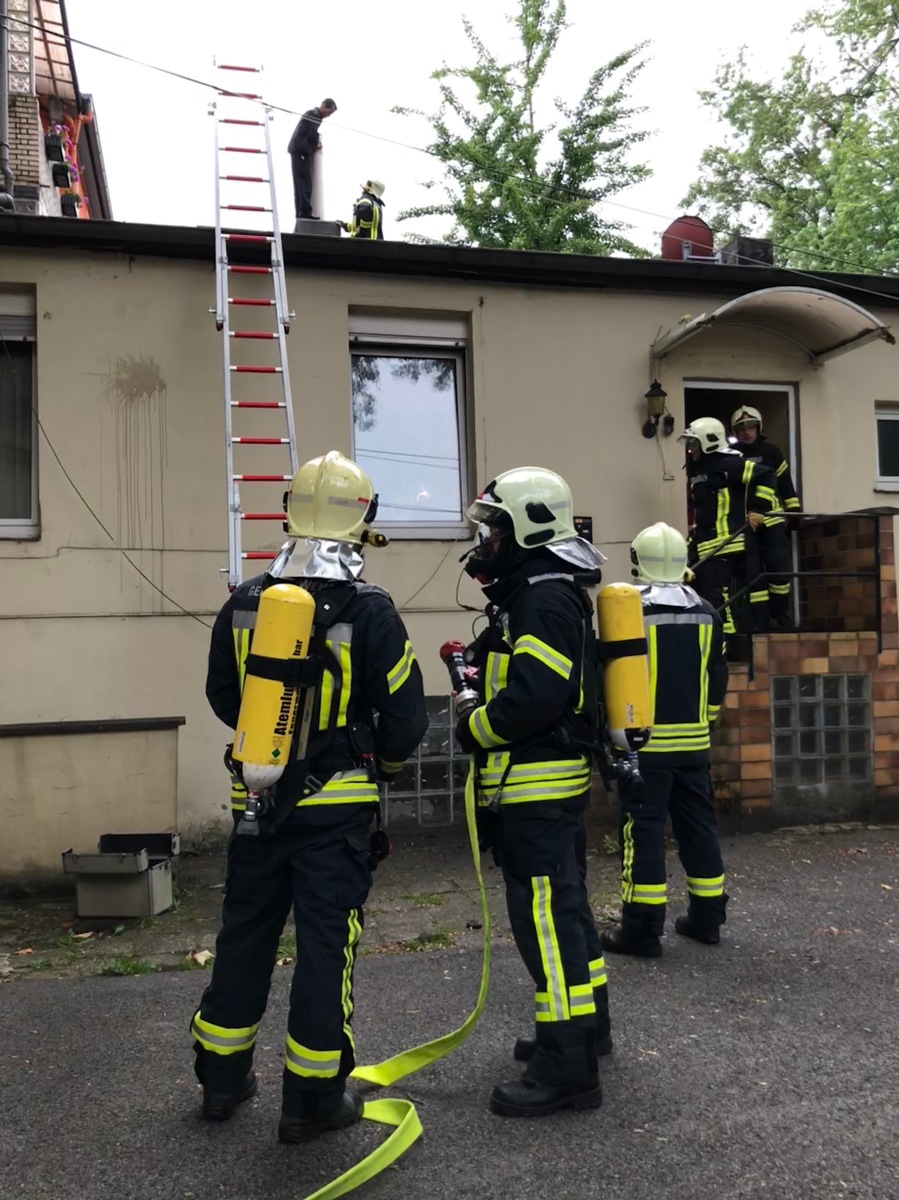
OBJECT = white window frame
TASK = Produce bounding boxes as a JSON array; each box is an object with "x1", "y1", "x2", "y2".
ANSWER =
[
  {"x1": 348, "y1": 312, "x2": 470, "y2": 540},
  {"x1": 875, "y1": 404, "x2": 899, "y2": 489},
  {"x1": 0, "y1": 290, "x2": 39, "y2": 540}
]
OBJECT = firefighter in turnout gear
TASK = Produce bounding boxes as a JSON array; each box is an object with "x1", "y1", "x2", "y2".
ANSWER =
[
  {"x1": 731, "y1": 405, "x2": 800, "y2": 630},
  {"x1": 680, "y1": 417, "x2": 778, "y2": 635},
  {"x1": 339, "y1": 179, "x2": 385, "y2": 239},
  {"x1": 455, "y1": 466, "x2": 611, "y2": 1118},
  {"x1": 194, "y1": 451, "x2": 427, "y2": 1142},
  {"x1": 601, "y1": 523, "x2": 729, "y2": 956}
]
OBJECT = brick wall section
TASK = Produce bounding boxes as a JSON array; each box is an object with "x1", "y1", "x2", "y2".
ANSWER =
[
  {"x1": 712, "y1": 516, "x2": 899, "y2": 823},
  {"x1": 798, "y1": 513, "x2": 883, "y2": 632},
  {"x1": 8, "y1": 94, "x2": 41, "y2": 188}
]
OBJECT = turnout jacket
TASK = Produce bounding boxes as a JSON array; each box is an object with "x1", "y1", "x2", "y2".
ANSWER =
[
  {"x1": 206, "y1": 574, "x2": 428, "y2": 819},
  {"x1": 462, "y1": 555, "x2": 598, "y2": 808},
  {"x1": 639, "y1": 583, "x2": 728, "y2": 767},
  {"x1": 733, "y1": 436, "x2": 800, "y2": 527},
  {"x1": 687, "y1": 449, "x2": 778, "y2": 558},
  {"x1": 347, "y1": 192, "x2": 384, "y2": 239}
]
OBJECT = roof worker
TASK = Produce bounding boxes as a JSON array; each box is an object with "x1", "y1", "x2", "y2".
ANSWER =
[
  {"x1": 601, "y1": 522, "x2": 729, "y2": 958},
  {"x1": 338, "y1": 179, "x2": 386, "y2": 240},
  {"x1": 730, "y1": 405, "x2": 801, "y2": 631},
  {"x1": 193, "y1": 451, "x2": 427, "y2": 1143},
  {"x1": 287, "y1": 98, "x2": 337, "y2": 220}
]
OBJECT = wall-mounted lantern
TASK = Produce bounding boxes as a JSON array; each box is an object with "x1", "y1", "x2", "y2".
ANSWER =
[{"x1": 641, "y1": 380, "x2": 674, "y2": 438}]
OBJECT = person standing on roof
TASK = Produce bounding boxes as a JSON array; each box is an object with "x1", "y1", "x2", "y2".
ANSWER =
[
  {"x1": 288, "y1": 99, "x2": 337, "y2": 219},
  {"x1": 730, "y1": 406, "x2": 801, "y2": 631}
]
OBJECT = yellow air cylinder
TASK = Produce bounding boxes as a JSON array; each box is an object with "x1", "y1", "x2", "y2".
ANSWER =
[
  {"x1": 596, "y1": 582, "x2": 652, "y2": 754},
  {"x1": 232, "y1": 582, "x2": 316, "y2": 793}
]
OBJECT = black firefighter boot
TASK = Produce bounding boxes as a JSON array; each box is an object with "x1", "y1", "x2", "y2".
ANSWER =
[
  {"x1": 600, "y1": 902, "x2": 665, "y2": 958},
  {"x1": 278, "y1": 1090, "x2": 364, "y2": 1144},
  {"x1": 675, "y1": 893, "x2": 729, "y2": 945},
  {"x1": 201, "y1": 1072, "x2": 258, "y2": 1121}
]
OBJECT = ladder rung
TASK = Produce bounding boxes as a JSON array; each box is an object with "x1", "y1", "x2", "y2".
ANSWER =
[
  {"x1": 231, "y1": 400, "x2": 286, "y2": 407},
  {"x1": 222, "y1": 204, "x2": 272, "y2": 212},
  {"x1": 220, "y1": 119, "x2": 265, "y2": 126},
  {"x1": 233, "y1": 474, "x2": 292, "y2": 481},
  {"x1": 228, "y1": 265, "x2": 273, "y2": 274},
  {"x1": 230, "y1": 365, "x2": 283, "y2": 374},
  {"x1": 218, "y1": 91, "x2": 263, "y2": 99},
  {"x1": 217, "y1": 64, "x2": 261, "y2": 73},
  {"x1": 230, "y1": 331, "x2": 277, "y2": 339},
  {"x1": 221, "y1": 146, "x2": 264, "y2": 154},
  {"x1": 240, "y1": 513, "x2": 285, "y2": 520},
  {"x1": 224, "y1": 234, "x2": 273, "y2": 243},
  {"x1": 229, "y1": 297, "x2": 275, "y2": 305},
  {"x1": 243, "y1": 552, "x2": 279, "y2": 559},
  {"x1": 220, "y1": 175, "x2": 269, "y2": 182},
  {"x1": 232, "y1": 437, "x2": 290, "y2": 444}
]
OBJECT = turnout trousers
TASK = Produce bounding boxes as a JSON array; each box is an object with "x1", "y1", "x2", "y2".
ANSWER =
[
  {"x1": 756, "y1": 522, "x2": 793, "y2": 624},
  {"x1": 492, "y1": 795, "x2": 610, "y2": 1085},
  {"x1": 191, "y1": 809, "x2": 374, "y2": 1116},
  {"x1": 290, "y1": 151, "x2": 313, "y2": 218},
  {"x1": 691, "y1": 546, "x2": 760, "y2": 636},
  {"x1": 618, "y1": 765, "x2": 726, "y2": 933}
]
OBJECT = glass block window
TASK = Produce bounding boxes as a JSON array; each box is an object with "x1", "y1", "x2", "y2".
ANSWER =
[
  {"x1": 771, "y1": 674, "x2": 872, "y2": 787},
  {"x1": 381, "y1": 695, "x2": 465, "y2": 827}
]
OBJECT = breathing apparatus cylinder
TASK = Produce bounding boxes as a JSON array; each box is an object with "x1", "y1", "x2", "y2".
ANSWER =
[
  {"x1": 232, "y1": 583, "x2": 316, "y2": 826},
  {"x1": 596, "y1": 583, "x2": 652, "y2": 784}
]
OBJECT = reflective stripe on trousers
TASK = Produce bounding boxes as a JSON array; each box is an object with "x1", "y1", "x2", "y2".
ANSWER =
[{"x1": 191, "y1": 1011, "x2": 260, "y2": 1056}]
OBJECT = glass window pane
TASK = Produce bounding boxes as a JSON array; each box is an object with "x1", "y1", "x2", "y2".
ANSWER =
[
  {"x1": 848, "y1": 729, "x2": 870, "y2": 754},
  {"x1": 824, "y1": 758, "x2": 844, "y2": 781},
  {"x1": 387, "y1": 764, "x2": 418, "y2": 794},
  {"x1": 352, "y1": 353, "x2": 463, "y2": 523},
  {"x1": 847, "y1": 704, "x2": 869, "y2": 727},
  {"x1": 774, "y1": 760, "x2": 795, "y2": 784},
  {"x1": 420, "y1": 763, "x2": 450, "y2": 793},
  {"x1": 822, "y1": 677, "x2": 842, "y2": 700},
  {"x1": 421, "y1": 726, "x2": 451, "y2": 758},
  {"x1": 799, "y1": 731, "x2": 820, "y2": 755},
  {"x1": 877, "y1": 416, "x2": 899, "y2": 478},
  {"x1": 848, "y1": 757, "x2": 871, "y2": 781},
  {"x1": 798, "y1": 676, "x2": 818, "y2": 698},
  {"x1": 420, "y1": 794, "x2": 452, "y2": 826},
  {"x1": 824, "y1": 731, "x2": 844, "y2": 756},
  {"x1": 799, "y1": 705, "x2": 818, "y2": 729},
  {"x1": 799, "y1": 759, "x2": 822, "y2": 784},
  {"x1": 772, "y1": 678, "x2": 794, "y2": 703},
  {"x1": 823, "y1": 704, "x2": 843, "y2": 728},
  {"x1": 847, "y1": 675, "x2": 869, "y2": 700},
  {"x1": 0, "y1": 343, "x2": 34, "y2": 521},
  {"x1": 774, "y1": 734, "x2": 794, "y2": 757},
  {"x1": 425, "y1": 695, "x2": 452, "y2": 726},
  {"x1": 773, "y1": 707, "x2": 794, "y2": 729}
]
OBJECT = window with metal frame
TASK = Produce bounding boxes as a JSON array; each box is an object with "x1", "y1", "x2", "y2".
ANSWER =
[
  {"x1": 381, "y1": 695, "x2": 465, "y2": 827},
  {"x1": 0, "y1": 290, "x2": 38, "y2": 539},
  {"x1": 349, "y1": 312, "x2": 469, "y2": 539},
  {"x1": 875, "y1": 405, "x2": 899, "y2": 486}
]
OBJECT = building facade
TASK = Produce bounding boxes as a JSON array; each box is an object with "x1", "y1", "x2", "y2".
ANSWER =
[{"x1": 1, "y1": 218, "x2": 898, "y2": 878}]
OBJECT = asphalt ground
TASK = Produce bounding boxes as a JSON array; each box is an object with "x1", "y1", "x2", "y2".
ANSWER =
[{"x1": 1, "y1": 829, "x2": 897, "y2": 1200}]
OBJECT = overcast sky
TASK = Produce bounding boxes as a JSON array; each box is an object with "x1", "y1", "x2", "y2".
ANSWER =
[{"x1": 64, "y1": 0, "x2": 816, "y2": 249}]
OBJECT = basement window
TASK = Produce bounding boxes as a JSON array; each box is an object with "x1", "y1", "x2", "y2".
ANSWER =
[
  {"x1": 349, "y1": 312, "x2": 470, "y2": 539},
  {"x1": 381, "y1": 695, "x2": 464, "y2": 828},
  {"x1": 772, "y1": 674, "x2": 872, "y2": 786}
]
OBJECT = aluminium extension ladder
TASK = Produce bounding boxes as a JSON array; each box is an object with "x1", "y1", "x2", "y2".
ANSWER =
[{"x1": 209, "y1": 61, "x2": 299, "y2": 592}]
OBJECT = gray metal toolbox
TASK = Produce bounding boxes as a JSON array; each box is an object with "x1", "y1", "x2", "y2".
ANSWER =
[{"x1": 61, "y1": 832, "x2": 178, "y2": 918}]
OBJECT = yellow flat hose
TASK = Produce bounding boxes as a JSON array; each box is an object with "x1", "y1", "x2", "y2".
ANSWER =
[{"x1": 301, "y1": 768, "x2": 491, "y2": 1200}]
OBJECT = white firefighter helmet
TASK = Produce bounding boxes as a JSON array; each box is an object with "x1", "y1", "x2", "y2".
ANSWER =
[
  {"x1": 731, "y1": 404, "x2": 763, "y2": 433},
  {"x1": 362, "y1": 179, "x2": 385, "y2": 199},
  {"x1": 284, "y1": 450, "x2": 378, "y2": 543},
  {"x1": 678, "y1": 416, "x2": 727, "y2": 454},
  {"x1": 631, "y1": 522, "x2": 689, "y2": 585},
  {"x1": 466, "y1": 466, "x2": 578, "y2": 550}
]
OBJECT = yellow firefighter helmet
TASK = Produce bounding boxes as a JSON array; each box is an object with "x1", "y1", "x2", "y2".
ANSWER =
[
  {"x1": 466, "y1": 465, "x2": 578, "y2": 550},
  {"x1": 631, "y1": 522, "x2": 689, "y2": 585},
  {"x1": 284, "y1": 450, "x2": 378, "y2": 543},
  {"x1": 677, "y1": 417, "x2": 727, "y2": 454}
]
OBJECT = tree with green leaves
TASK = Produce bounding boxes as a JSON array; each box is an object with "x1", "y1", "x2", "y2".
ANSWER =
[
  {"x1": 393, "y1": 0, "x2": 652, "y2": 255},
  {"x1": 684, "y1": 0, "x2": 899, "y2": 273}
]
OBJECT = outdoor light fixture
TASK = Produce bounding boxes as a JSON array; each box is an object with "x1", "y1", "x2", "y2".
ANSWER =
[{"x1": 641, "y1": 379, "x2": 671, "y2": 439}]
